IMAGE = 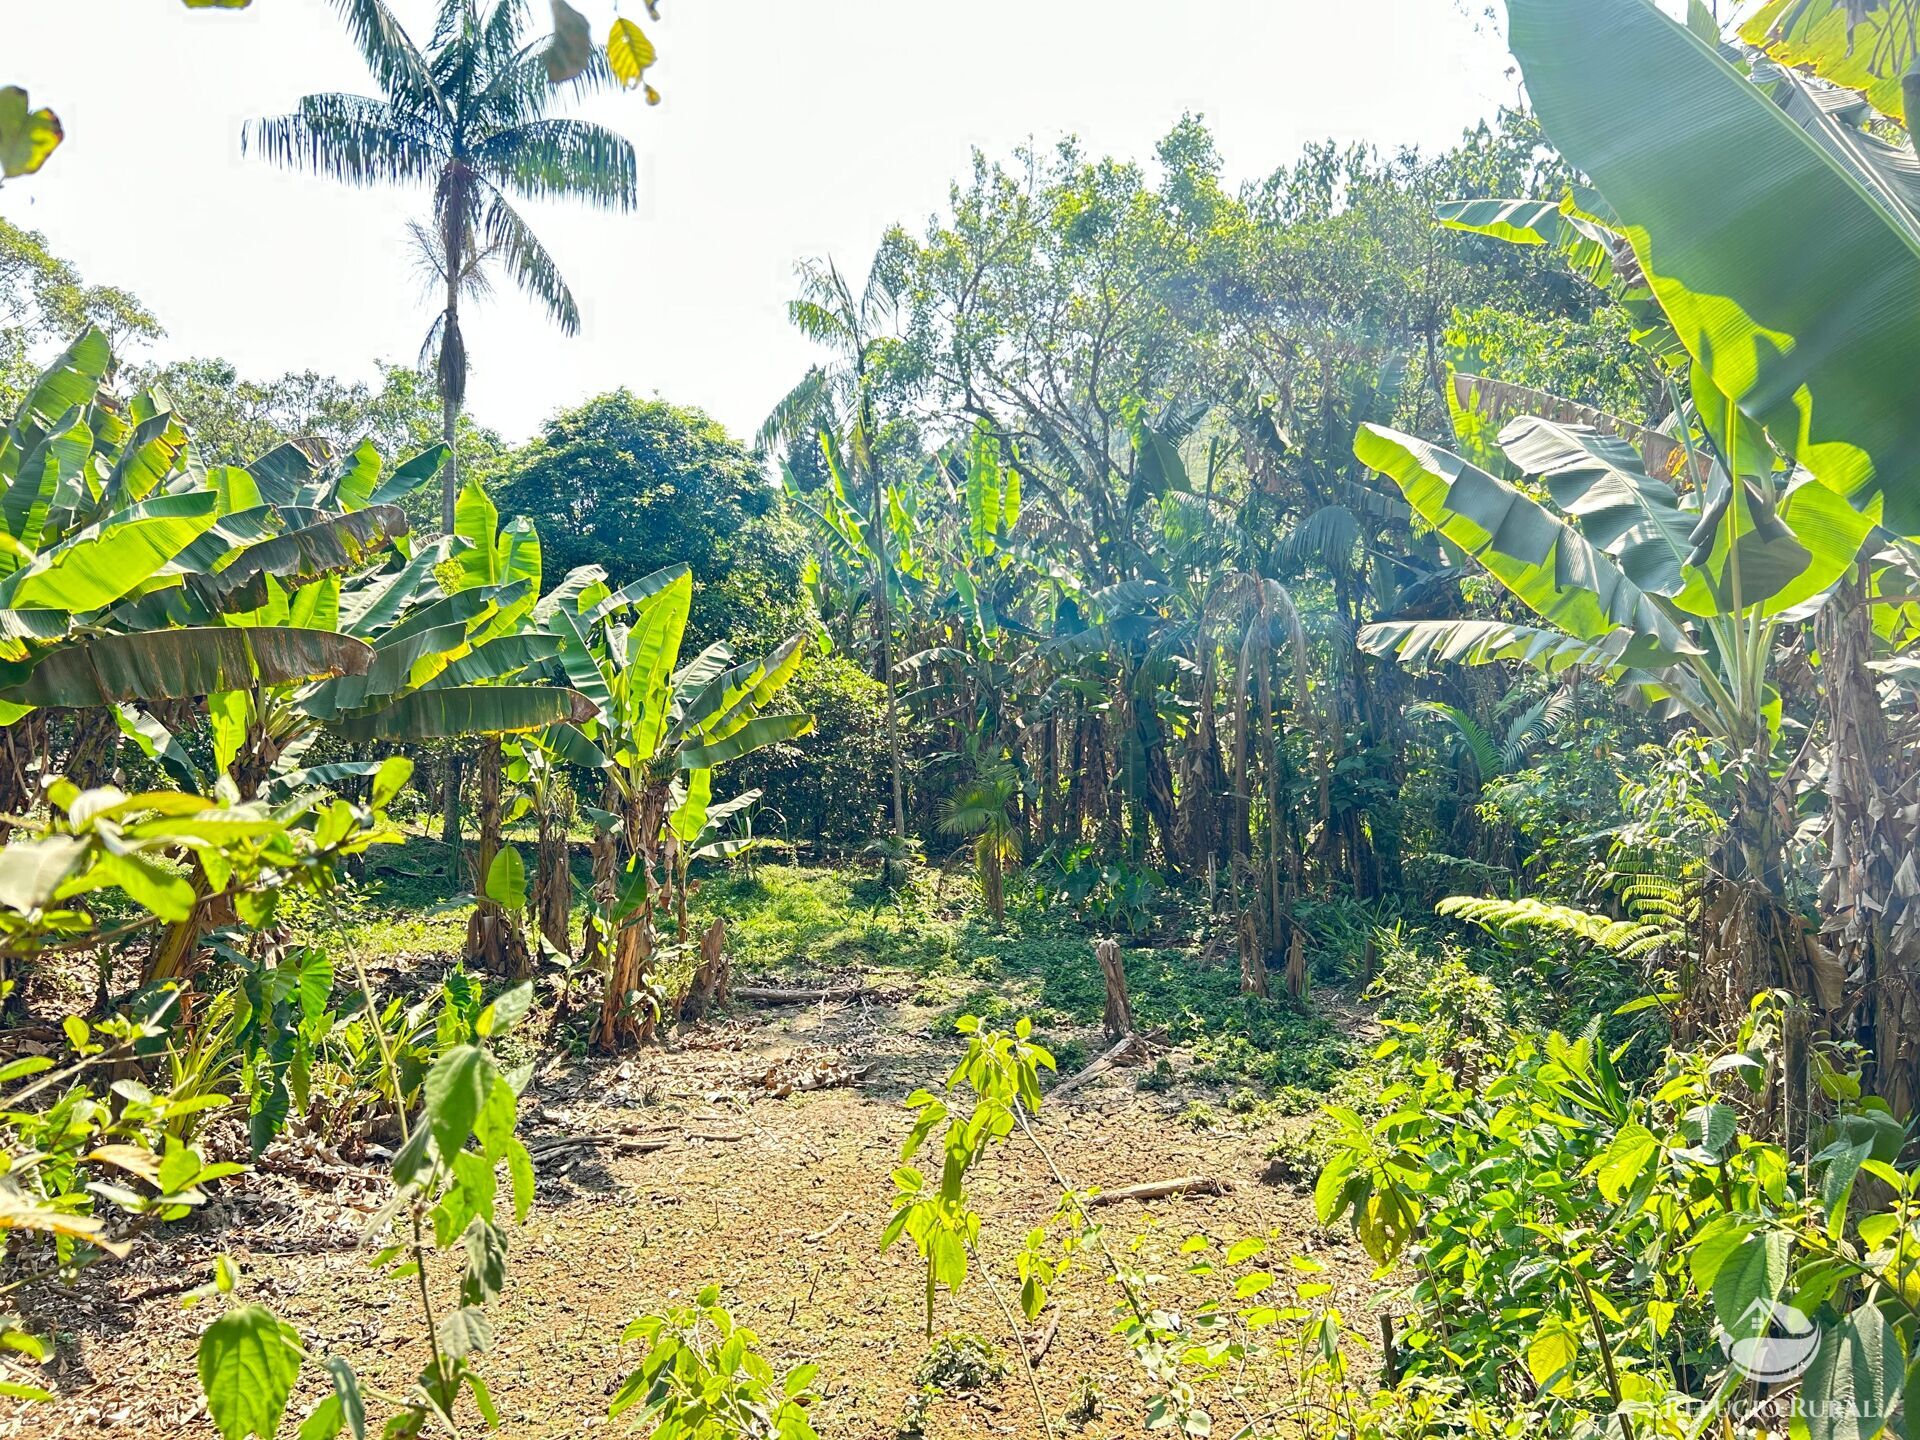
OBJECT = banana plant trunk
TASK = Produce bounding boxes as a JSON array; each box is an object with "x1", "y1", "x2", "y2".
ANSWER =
[
  {"x1": 0, "y1": 712, "x2": 46, "y2": 822},
  {"x1": 465, "y1": 736, "x2": 528, "y2": 979},
  {"x1": 1690, "y1": 754, "x2": 1841, "y2": 1036},
  {"x1": 597, "y1": 781, "x2": 668, "y2": 1051},
  {"x1": 1822, "y1": 575, "x2": 1920, "y2": 1114},
  {"x1": 534, "y1": 800, "x2": 572, "y2": 962}
]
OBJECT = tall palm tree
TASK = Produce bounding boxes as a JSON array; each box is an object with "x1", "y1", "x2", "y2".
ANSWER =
[
  {"x1": 247, "y1": 0, "x2": 637, "y2": 529},
  {"x1": 761, "y1": 255, "x2": 912, "y2": 840}
]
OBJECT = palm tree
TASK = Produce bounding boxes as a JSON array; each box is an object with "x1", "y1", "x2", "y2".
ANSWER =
[
  {"x1": 247, "y1": 0, "x2": 637, "y2": 530},
  {"x1": 939, "y1": 764, "x2": 1021, "y2": 925},
  {"x1": 761, "y1": 255, "x2": 913, "y2": 841}
]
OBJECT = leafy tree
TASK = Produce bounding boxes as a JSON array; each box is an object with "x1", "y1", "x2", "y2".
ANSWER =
[
  {"x1": 0, "y1": 218, "x2": 160, "y2": 411},
  {"x1": 492, "y1": 390, "x2": 806, "y2": 653},
  {"x1": 247, "y1": 0, "x2": 637, "y2": 528}
]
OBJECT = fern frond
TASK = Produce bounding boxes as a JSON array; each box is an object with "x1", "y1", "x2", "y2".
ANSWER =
[{"x1": 1436, "y1": 894, "x2": 1672, "y2": 959}]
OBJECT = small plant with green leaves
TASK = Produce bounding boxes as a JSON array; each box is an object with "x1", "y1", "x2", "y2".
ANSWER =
[
  {"x1": 194, "y1": 973, "x2": 539, "y2": 1439},
  {"x1": 608, "y1": 1284, "x2": 822, "y2": 1440}
]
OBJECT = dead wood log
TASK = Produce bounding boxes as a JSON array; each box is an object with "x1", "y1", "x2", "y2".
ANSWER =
[
  {"x1": 1096, "y1": 940, "x2": 1134, "y2": 1039},
  {"x1": 526, "y1": 1132, "x2": 674, "y2": 1159},
  {"x1": 1026, "y1": 1314, "x2": 1061, "y2": 1367},
  {"x1": 1085, "y1": 1176, "x2": 1233, "y2": 1207},
  {"x1": 1050, "y1": 1027, "x2": 1167, "y2": 1099}
]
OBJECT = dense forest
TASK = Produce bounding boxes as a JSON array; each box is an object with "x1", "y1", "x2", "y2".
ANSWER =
[{"x1": 3, "y1": 0, "x2": 1919, "y2": 1437}]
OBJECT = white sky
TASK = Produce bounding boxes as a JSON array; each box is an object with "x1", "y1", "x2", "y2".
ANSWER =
[{"x1": 2, "y1": 0, "x2": 1519, "y2": 446}]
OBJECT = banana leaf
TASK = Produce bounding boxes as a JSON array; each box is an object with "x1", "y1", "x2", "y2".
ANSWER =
[
  {"x1": 1355, "y1": 423, "x2": 1699, "y2": 657},
  {"x1": 334, "y1": 685, "x2": 595, "y2": 742},
  {"x1": 0, "y1": 626, "x2": 375, "y2": 707},
  {"x1": 676, "y1": 712, "x2": 816, "y2": 771},
  {"x1": 1498, "y1": 416, "x2": 1697, "y2": 598},
  {"x1": 1508, "y1": 0, "x2": 1920, "y2": 534},
  {"x1": 0, "y1": 492, "x2": 219, "y2": 612},
  {"x1": 1742, "y1": 0, "x2": 1913, "y2": 125}
]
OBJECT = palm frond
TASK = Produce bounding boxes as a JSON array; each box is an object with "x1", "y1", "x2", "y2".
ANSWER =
[
  {"x1": 478, "y1": 186, "x2": 580, "y2": 333},
  {"x1": 327, "y1": 0, "x2": 444, "y2": 114},
  {"x1": 759, "y1": 368, "x2": 834, "y2": 454},
  {"x1": 244, "y1": 95, "x2": 444, "y2": 187},
  {"x1": 474, "y1": 118, "x2": 637, "y2": 210},
  {"x1": 1408, "y1": 701, "x2": 1502, "y2": 782}
]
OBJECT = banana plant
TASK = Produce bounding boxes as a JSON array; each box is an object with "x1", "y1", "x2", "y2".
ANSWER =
[
  {"x1": 544, "y1": 565, "x2": 813, "y2": 1050},
  {"x1": 1445, "y1": 0, "x2": 1920, "y2": 1090},
  {"x1": 0, "y1": 333, "x2": 409, "y2": 798},
  {"x1": 1356, "y1": 400, "x2": 1871, "y2": 1013}
]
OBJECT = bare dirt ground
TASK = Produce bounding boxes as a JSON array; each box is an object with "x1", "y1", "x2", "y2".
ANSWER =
[{"x1": 4, "y1": 986, "x2": 1375, "y2": 1439}]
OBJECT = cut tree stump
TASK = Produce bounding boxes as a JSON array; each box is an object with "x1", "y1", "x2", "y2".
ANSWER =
[
  {"x1": 1096, "y1": 940, "x2": 1133, "y2": 1040},
  {"x1": 680, "y1": 918, "x2": 730, "y2": 1020},
  {"x1": 1085, "y1": 1176, "x2": 1233, "y2": 1207}
]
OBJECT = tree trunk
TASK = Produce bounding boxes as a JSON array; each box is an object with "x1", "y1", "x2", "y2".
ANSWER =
[
  {"x1": 534, "y1": 800, "x2": 572, "y2": 964},
  {"x1": 442, "y1": 750, "x2": 464, "y2": 880},
  {"x1": 597, "y1": 782, "x2": 668, "y2": 1050},
  {"x1": 679, "y1": 918, "x2": 730, "y2": 1022},
  {"x1": 868, "y1": 456, "x2": 907, "y2": 840},
  {"x1": 439, "y1": 220, "x2": 464, "y2": 532}
]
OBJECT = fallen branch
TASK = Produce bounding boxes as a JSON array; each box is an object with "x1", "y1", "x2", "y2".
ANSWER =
[
  {"x1": 804, "y1": 1210, "x2": 854, "y2": 1244},
  {"x1": 1084, "y1": 1176, "x2": 1233, "y2": 1207},
  {"x1": 733, "y1": 985, "x2": 870, "y2": 1005},
  {"x1": 526, "y1": 1132, "x2": 674, "y2": 1159},
  {"x1": 1026, "y1": 1313, "x2": 1061, "y2": 1367},
  {"x1": 1049, "y1": 1028, "x2": 1167, "y2": 1099}
]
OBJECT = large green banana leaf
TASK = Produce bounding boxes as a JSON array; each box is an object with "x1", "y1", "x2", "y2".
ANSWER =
[
  {"x1": 246, "y1": 438, "x2": 328, "y2": 508},
  {"x1": 417, "y1": 632, "x2": 561, "y2": 690},
  {"x1": 1448, "y1": 373, "x2": 1701, "y2": 488},
  {"x1": 1497, "y1": 417, "x2": 1696, "y2": 599},
  {"x1": 545, "y1": 604, "x2": 613, "y2": 720},
  {"x1": 335, "y1": 684, "x2": 595, "y2": 742},
  {"x1": 681, "y1": 634, "x2": 808, "y2": 746},
  {"x1": 5, "y1": 407, "x2": 91, "y2": 551},
  {"x1": 676, "y1": 712, "x2": 816, "y2": 771},
  {"x1": 583, "y1": 561, "x2": 690, "y2": 628},
  {"x1": 2, "y1": 328, "x2": 109, "y2": 446},
  {"x1": 364, "y1": 443, "x2": 449, "y2": 510},
  {"x1": 1355, "y1": 423, "x2": 1699, "y2": 657},
  {"x1": 341, "y1": 538, "x2": 459, "y2": 636},
  {"x1": 1507, "y1": 0, "x2": 1920, "y2": 535},
  {"x1": 301, "y1": 620, "x2": 473, "y2": 719},
  {"x1": 1742, "y1": 0, "x2": 1912, "y2": 125},
  {"x1": 0, "y1": 492, "x2": 219, "y2": 612},
  {"x1": 0, "y1": 626, "x2": 374, "y2": 708},
  {"x1": 1358, "y1": 617, "x2": 1658, "y2": 674},
  {"x1": 624, "y1": 572, "x2": 692, "y2": 758},
  {"x1": 1436, "y1": 198, "x2": 1620, "y2": 286},
  {"x1": 539, "y1": 721, "x2": 612, "y2": 770},
  {"x1": 105, "y1": 410, "x2": 190, "y2": 510},
  {"x1": 204, "y1": 505, "x2": 408, "y2": 602}
]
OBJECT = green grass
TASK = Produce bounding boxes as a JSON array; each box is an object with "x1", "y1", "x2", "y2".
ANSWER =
[
  {"x1": 318, "y1": 849, "x2": 1356, "y2": 1099},
  {"x1": 695, "y1": 863, "x2": 1354, "y2": 1095}
]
